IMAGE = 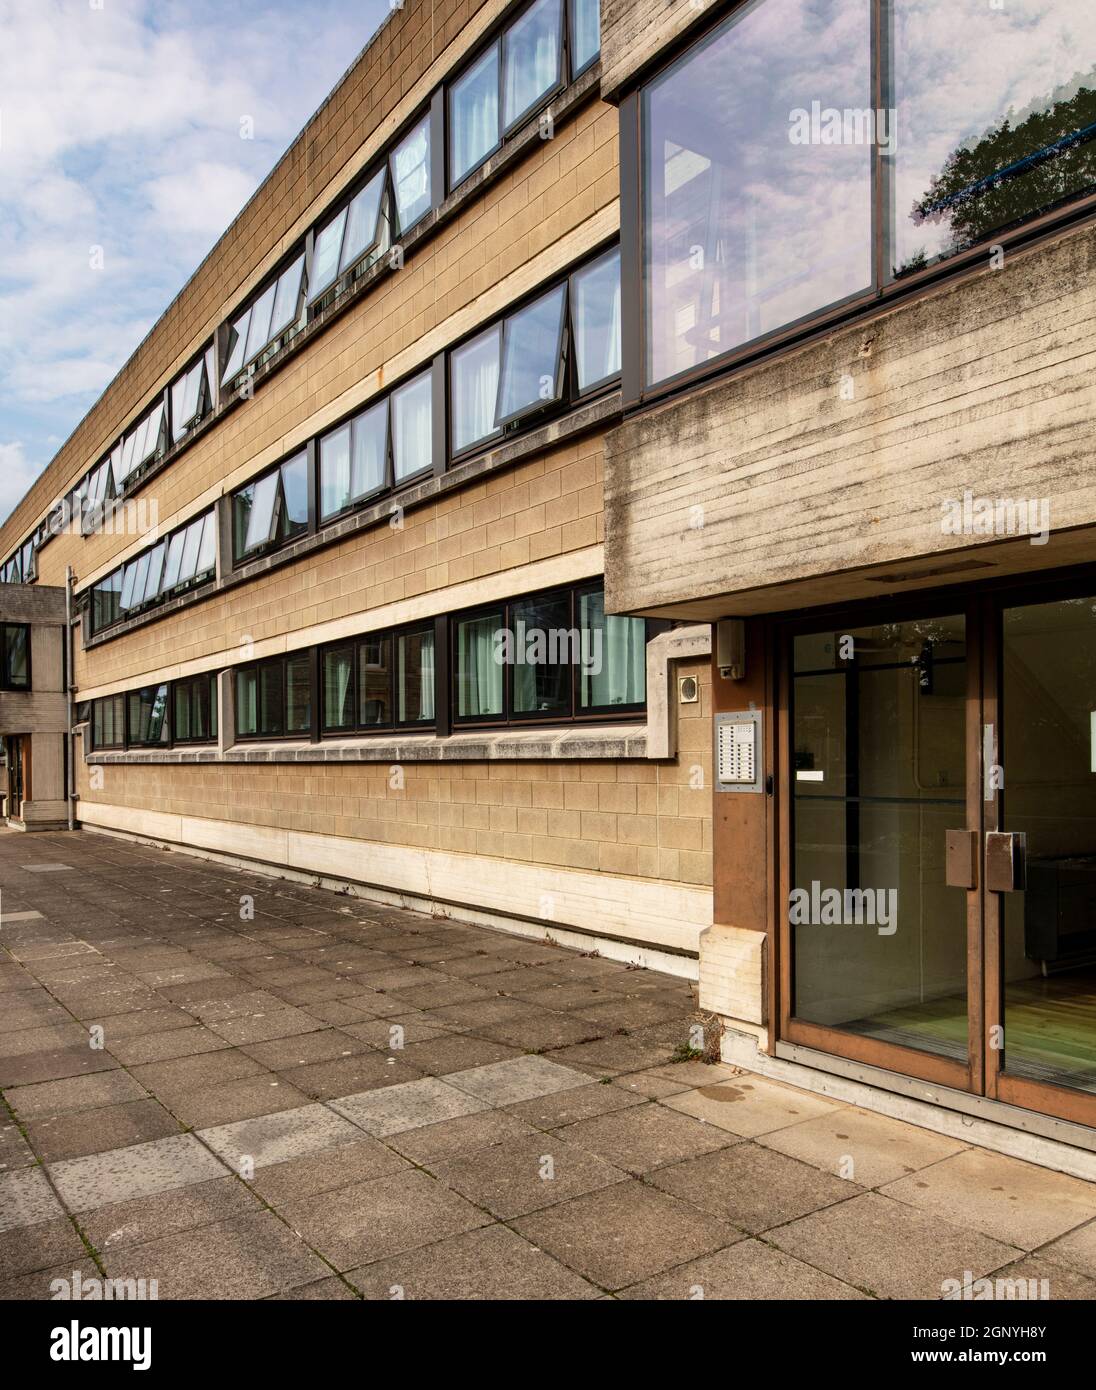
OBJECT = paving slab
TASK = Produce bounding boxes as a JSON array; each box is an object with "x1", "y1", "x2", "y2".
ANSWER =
[
  {"x1": 248, "y1": 1137, "x2": 410, "y2": 1205},
  {"x1": 198, "y1": 1103, "x2": 363, "y2": 1172},
  {"x1": 757, "y1": 1105, "x2": 968, "y2": 1187},
  {"x1": 506, "y1": 1080, "x2": 647, "y2": 1130},
  {"x1": 618, "y1": 1238, "x2": 871, "y2": 1300},
  {"x1": 26, "y1": 1098, "x2": 183, "y2": 1163},
  {"x1": 1039, "y1": 1217, "x2": 1096, "y2": 1279},
  {"x1": 102, "y1": 1210, "x2": 328, "y2": 1299},
  {"x1": 650, "y1": 1142, "x2": 862, "y2": 1233},
  {"x1": 0, "y1": 1259, "x2": 101, "y2": 1301},
  {"x1": 5, "y1": 1069, "x2": 151, "y2": 1120},
  {"x1": 332, "y1": 1076, "x2": 490, "y2": 1137},
  {"x1": 560, "y1": 1103, "x2": 736, "y2": 1175},
  {"x1": 207, "y1": 1008, "x2": 320, "y2": 1046},
  {"x1": 277, "y1": 1050, "x2": 424, "y2": 1101},
  {"x1": 770, "y1": 1191, "x2": 1022, "y2": 1300},
  {"x1": 345, "y1": 1223, "x2": 601, "y2": 1300},
  {"x1": 444, "y1": 1056, "x2": 592, "y2": 1107},
  {"x1": 879, "y1": 1148, "x2": 1096, "y2": 1250},
  {"x1": 512, "y1": 1180, "x2": 741, "y2": 1292},
  {"x1": 239, "y1": 1029, "x2": 368, "y2": 1071},
  {"x1": 0, "y1": 1215, "x2": 86, "y2": 1277},
  {"x1": 281, "y1": 1168, "x2": 490, "y2": 1270},
  {"x1": 267, "y1": 1276, "x2": 359, "y2": 1300},
  {"x1": 0, "y1": 1166, "x2": 64, "y2": 1231},
  {"x1": 80, "y1": 1175, "x2": 263, "y2": 1252},
  {"x1": 106, "y1": 1026, "x2": 228, "y2": 1066},
  {"x1": 48, "y1": 1133, "x2": 229, "y2": 1212},
  {"x1": 660, "y1": 1074, "x2": 840, "y2": 1138},
  {"x1": 971, "y1": 1254, "x2": 1096, "y2": 1301},
  {"x1": 429, "y1": 1132, "x2": 627, "y2": 1219},
  {"x1": 396, "y1": 1034, "x2": 523, "y2": 1076},
  {"x1": 168, "y1": 1073, "x2": 312, "y2": 1129}
]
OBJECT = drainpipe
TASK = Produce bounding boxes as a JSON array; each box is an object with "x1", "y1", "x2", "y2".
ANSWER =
[{"x1": 65, "y1": 566, "x2": 75, "y2": 831}]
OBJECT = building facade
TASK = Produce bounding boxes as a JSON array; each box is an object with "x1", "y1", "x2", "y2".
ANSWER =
[{"x1": 2, "y1": 0, "x2": 1095, "y2": 1157}]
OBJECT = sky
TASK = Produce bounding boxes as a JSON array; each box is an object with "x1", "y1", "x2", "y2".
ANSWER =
[{"x1": 0, "y1": 0, "x2": 390, "y2": 526}]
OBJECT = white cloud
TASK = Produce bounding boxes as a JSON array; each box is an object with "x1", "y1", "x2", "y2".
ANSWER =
[
  {"x1": 0, "y1": 442, "x2": 44, "y2": 523},
  {"x1": 145, "y1": 162, "x2": 260, "y2": 244}
]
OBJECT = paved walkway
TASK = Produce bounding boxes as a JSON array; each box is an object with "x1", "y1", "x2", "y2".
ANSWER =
[{"x1": 2, "y1": 829, "x2": 1096, "y2": 1300}]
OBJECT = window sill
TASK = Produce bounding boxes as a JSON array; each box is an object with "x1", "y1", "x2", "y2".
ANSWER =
[{"x1": 86, "y1": 722, "x2": 648, "y2": 765}]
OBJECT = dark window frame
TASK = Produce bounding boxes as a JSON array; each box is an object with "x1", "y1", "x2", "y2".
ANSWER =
[
  {"x1": 0, "y1": 623, "x2": 31, "y2": 691},
  {"x1": 172, "y1": 672, "x2": 219, "y2": 746},
  {"x1": 625, "y1": 0, "x2": 1096, "y2": 409},
  {"x1": 234, "y1": 651, "x2": 313, "y2": 742},
  {"x1": 90, "y1": 508, "x2": 217, "y2": 635},
  {"x1": 450, "y1": 579, "x2": 651, "y2": 730},
  {"x1": 220, "y1": 247, "x2": 308, "y2": 394},
  {"x1": 232, "y1": 449, "x2": 314, "y2": 566},
  {"x1": 126, "y1": 683, "x2": 172, "y2": 750},
  {"x1": 90, "y1": 693, "x2": 125, "y2": 752},
  {"x1": 319, "y1": 620, "x2": 438, "y2": 737}
]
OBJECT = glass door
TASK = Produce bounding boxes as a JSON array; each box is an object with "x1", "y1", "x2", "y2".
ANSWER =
[
  {"x1": 987, "y1": 591, "x2": 1096, "y2": 1126},
  {"x1": 781, "y1": 604, "x2": 981, "y2": 1091}
]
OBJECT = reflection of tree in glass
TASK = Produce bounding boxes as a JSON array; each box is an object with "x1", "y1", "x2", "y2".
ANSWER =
[{"x1": 897, "y1": 73, "x2": 1096, "y2": 277}]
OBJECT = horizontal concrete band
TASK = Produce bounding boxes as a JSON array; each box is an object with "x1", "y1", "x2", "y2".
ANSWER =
[{"x1": 77, "y1": 800, "x2": 712, "y2": 958}]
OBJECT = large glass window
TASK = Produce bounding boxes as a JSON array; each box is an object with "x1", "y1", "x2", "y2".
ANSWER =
[
  {"x1": 90, "y1": 509, "x2": 216, "y2": 634},
  {"x1": 496, "y1": 284, "x2": 566, "y2": 424},
  {"x1": 235, "y1": 654, "x2": 311, "y2": 739},
  {"x1": 233, "y1": 452, "x2": 309, "y2": 561},
  {"x1": 643, "y1": 0, "x2": 873, "y2": 386},
  {"x1": 889, "y1": 0, "x2": 1096, "y2": 279},
  {"x1": 361, "y1": 635, "x2": 392, "y2": 726},
  {"x1": 319, "y1": 399, "x2": 388, "y2": 520},
  {"x1": 450, "y1": 43, "x2": 500, "y2": 186},
  {"x1": 173, "y1": 673, "x2": 218, "y2": 743},
  {"x1": 454, "y1": 583, "x2": 647, "y2": 725},
  {"x1": 127, "y1": 685, "x2": 170, "y2": 747},
  {"x1": 571, "y1": 248, "x2": 621, "y2": 390},
  {"x1": 391, "y1": 370, "x2": 434, "y2": 481},
  {"x1": 451, "y1": 325, "x2": 501, "y2": 454},
  {"x1": 116, "y1": 400, "x2": 167, "y2": 486},
  {"x1": 502, "y1": 0, "x2": 562, "y2": 130},
  {"x1": 170, "y1": 346, "x2": 215, "y2": 443},
  {"x1": 309, "y1": 170, "x2": 388, "y2": 304},
  {"x1": 320, "y1": 626, "x2": 433, "y2": 735},
  {"x1": 91, "y1": 694, "x2": 125, "y2": 751},
  {"x1": 391, "y1": 115, "x2": 433, "y2": 232},
  {"x1": 397, "y1": 628, "x2": 435, "y2": 724},
  {"x1": 0, "y1": 624, "x2": 30, "y2": 690}
]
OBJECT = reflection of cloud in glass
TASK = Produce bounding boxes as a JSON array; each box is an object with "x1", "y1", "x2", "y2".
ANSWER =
[
  {"x1": 892, "y1": 0, "x2": 1096, "y2": 276},
  {"x1": 643, "y1": 0, "x2": 872, "y2": 385}
]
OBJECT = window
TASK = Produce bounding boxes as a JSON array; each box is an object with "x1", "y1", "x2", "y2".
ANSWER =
[
  {"x1": 890, "y1": 0, "x2": 1096, "y2": 279},
  {"x1": 391, "y1": 114, "x2": 433, "y2": 232},
  {"x1": 173, "y1": 673, "x2": 218, "y2": 743},
  {"x1": 116, "y1": 400, "x2": 167, "y2": 486},
  {"x1": 309, "y1": 169, "x2": 390, "y2": 305},
  {"x1": 449, "y1": 248, "x2": 621, "y2": 455},
  {"x1": 391, "y1": 370, "x2": 434, "y2": 481},
  {"x1": 320, "y1": 625, "x2": 434, "y2": 734},
  {"x1": 642, "y1": 0, "x2": 872, "y2": 388},
  {"x1": 452, "y1": 582, "x2": 647, "y2": 725},
  {"x1": 91, "y1": 694, "x2": 125, "y2": 751},
  {"x1": 570, "y1": 0, "x2": 600, "y2": 76},
  {"x1": 502, "y1": 0, "x2": 562, "y2": 130},
  {"x1": 90, "y1": 508, "x2": 216, "y2": 634},
  {"x1": 448, "y1": 0, "x2": 594, "y2": 190},
  {"x1": 127, "y1": 685, "x2": 170, "y2": 748},
  {"x1": 236, "y1": 654, "x2": 311, "y2": 739},
  {"x1": 170, "y1": 346, "x2": 216, "y2": 444},
  {"x1": 221, "y1": 254, "x2": 306, "y2": 386},
  {"x1": 637, "y1": 0, "x2": 1096, "y2": 392},
  {"x1": 318, "y1": 400, "x2": 387, "y2": 521},
  {"x1": 233, "y1": 452, "x2": 309, "y2": 561},
  {"x1": 0, "y1": 625, "x2": 30, "y2": 690}
]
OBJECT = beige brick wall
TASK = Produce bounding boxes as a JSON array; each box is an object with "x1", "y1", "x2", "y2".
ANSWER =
[{"x1": 600, "y1": 0, "x2": 720, "y2": 101}]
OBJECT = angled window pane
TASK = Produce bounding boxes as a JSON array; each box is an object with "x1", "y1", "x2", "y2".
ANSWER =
[
  {"x1": 119, "y1": 561, "x2": 139, "y2": 612},
  {"x1": 178, "y1": 517, "x2": 204, "y2": 583},
  {"x1": 143, "y1": 541, "x2": 166, "y2": 604},
  {"x1": 128, "y1": 685, "x2": 169, "y2": 746},
  {"x1": 309, "y1": 211, "x2": 347, "y2": 303},
  {"x1": 87, "y1": 462, "x2": 108, "y2": 505},
  {"x1": 323, "y1": 646, "x2": 355, "y2": 730},
  {"x1": 130, "y1": 552, "x2": 151, "y2": 609},
  {"x1": 579, "y1": 588, "x2": 645, "y2": 708},
  {"x1": 391, "y1": 115, "x2": 432, "y2": 231},
  {"x1": 496, "y1": 285, "x2": 566, "y2": 423},
  {"x1": 117, "y1": 431, "x2": 136, "y2": 482},
  {"x1": 280, "y1": 453, "x2": 309, "y2": 538},
  {"x1": 456, "y1": 611, "x2": 503, "y2": 719},
  {"x1": 319, "y1": 422, "x2": 352, "y2": 520},
  {"x1": 503, "y1": 0, "x2": 562, "y2": 129},
  {"x1": 572, "y1": 249, "x2": 621, "y2": 389},
  {"x1": 643, "y1": 0, "x2": 872, "y2": 385},
  {"x1": 172, "y1": 359, "x2": 203, "y2": 441},
  {"x1": 271, "y1": 255, "x2": 305, "y2": 338},
  {"x1": 451, "y1": 324, "x2": 500, "y2": 452},
  {"x1": 570, "y1": 0, "x2": 600, "y2": 74},
  {"x1": 351, "y1": 400, "x2": 388, "y2": 503},
  {"x1": 285, "y1": 654, "x2": 311, "y2": 734},
  {"x1": 221, "y1": 308, "x2": 251, "y2": 385},
  {"x1": 360, "y1": 635, "x2": 392, "y2": 726},
  {"x1": 243, "y1": 282, "x2": 277, "y2": 364},
  {"x1": 340, "y1": 170, "x2": 386, "y2": 273},
  {"x1": 242, "y1": 472, "x2": 279, "y2": 555},
  {"x1": 196, "y1": 511, "x2": 217, "y2": 575},
  {"x1": 450, "y1": 43, "x2": 500, "y2": 186},
  {"x1": 162, "y1": 529, "x2": 186, "y2": 591},
  {"x1": 140, "y1": 403, "x2": 164, "y2": 463},
  {"x1": 391, "y1": 371, "x2": 433, "y2": 480},
  {"x1": 397, "y1": 628, "x2": 435, "y2": 723}
]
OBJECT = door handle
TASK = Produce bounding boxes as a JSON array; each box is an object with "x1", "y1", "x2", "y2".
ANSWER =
[
  {"x1": 945, "y1": 829, "x2": 979, "y2": 889},
  {"x1": 985, "y1": 831, "x2": 1027, "y2": 892}
]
